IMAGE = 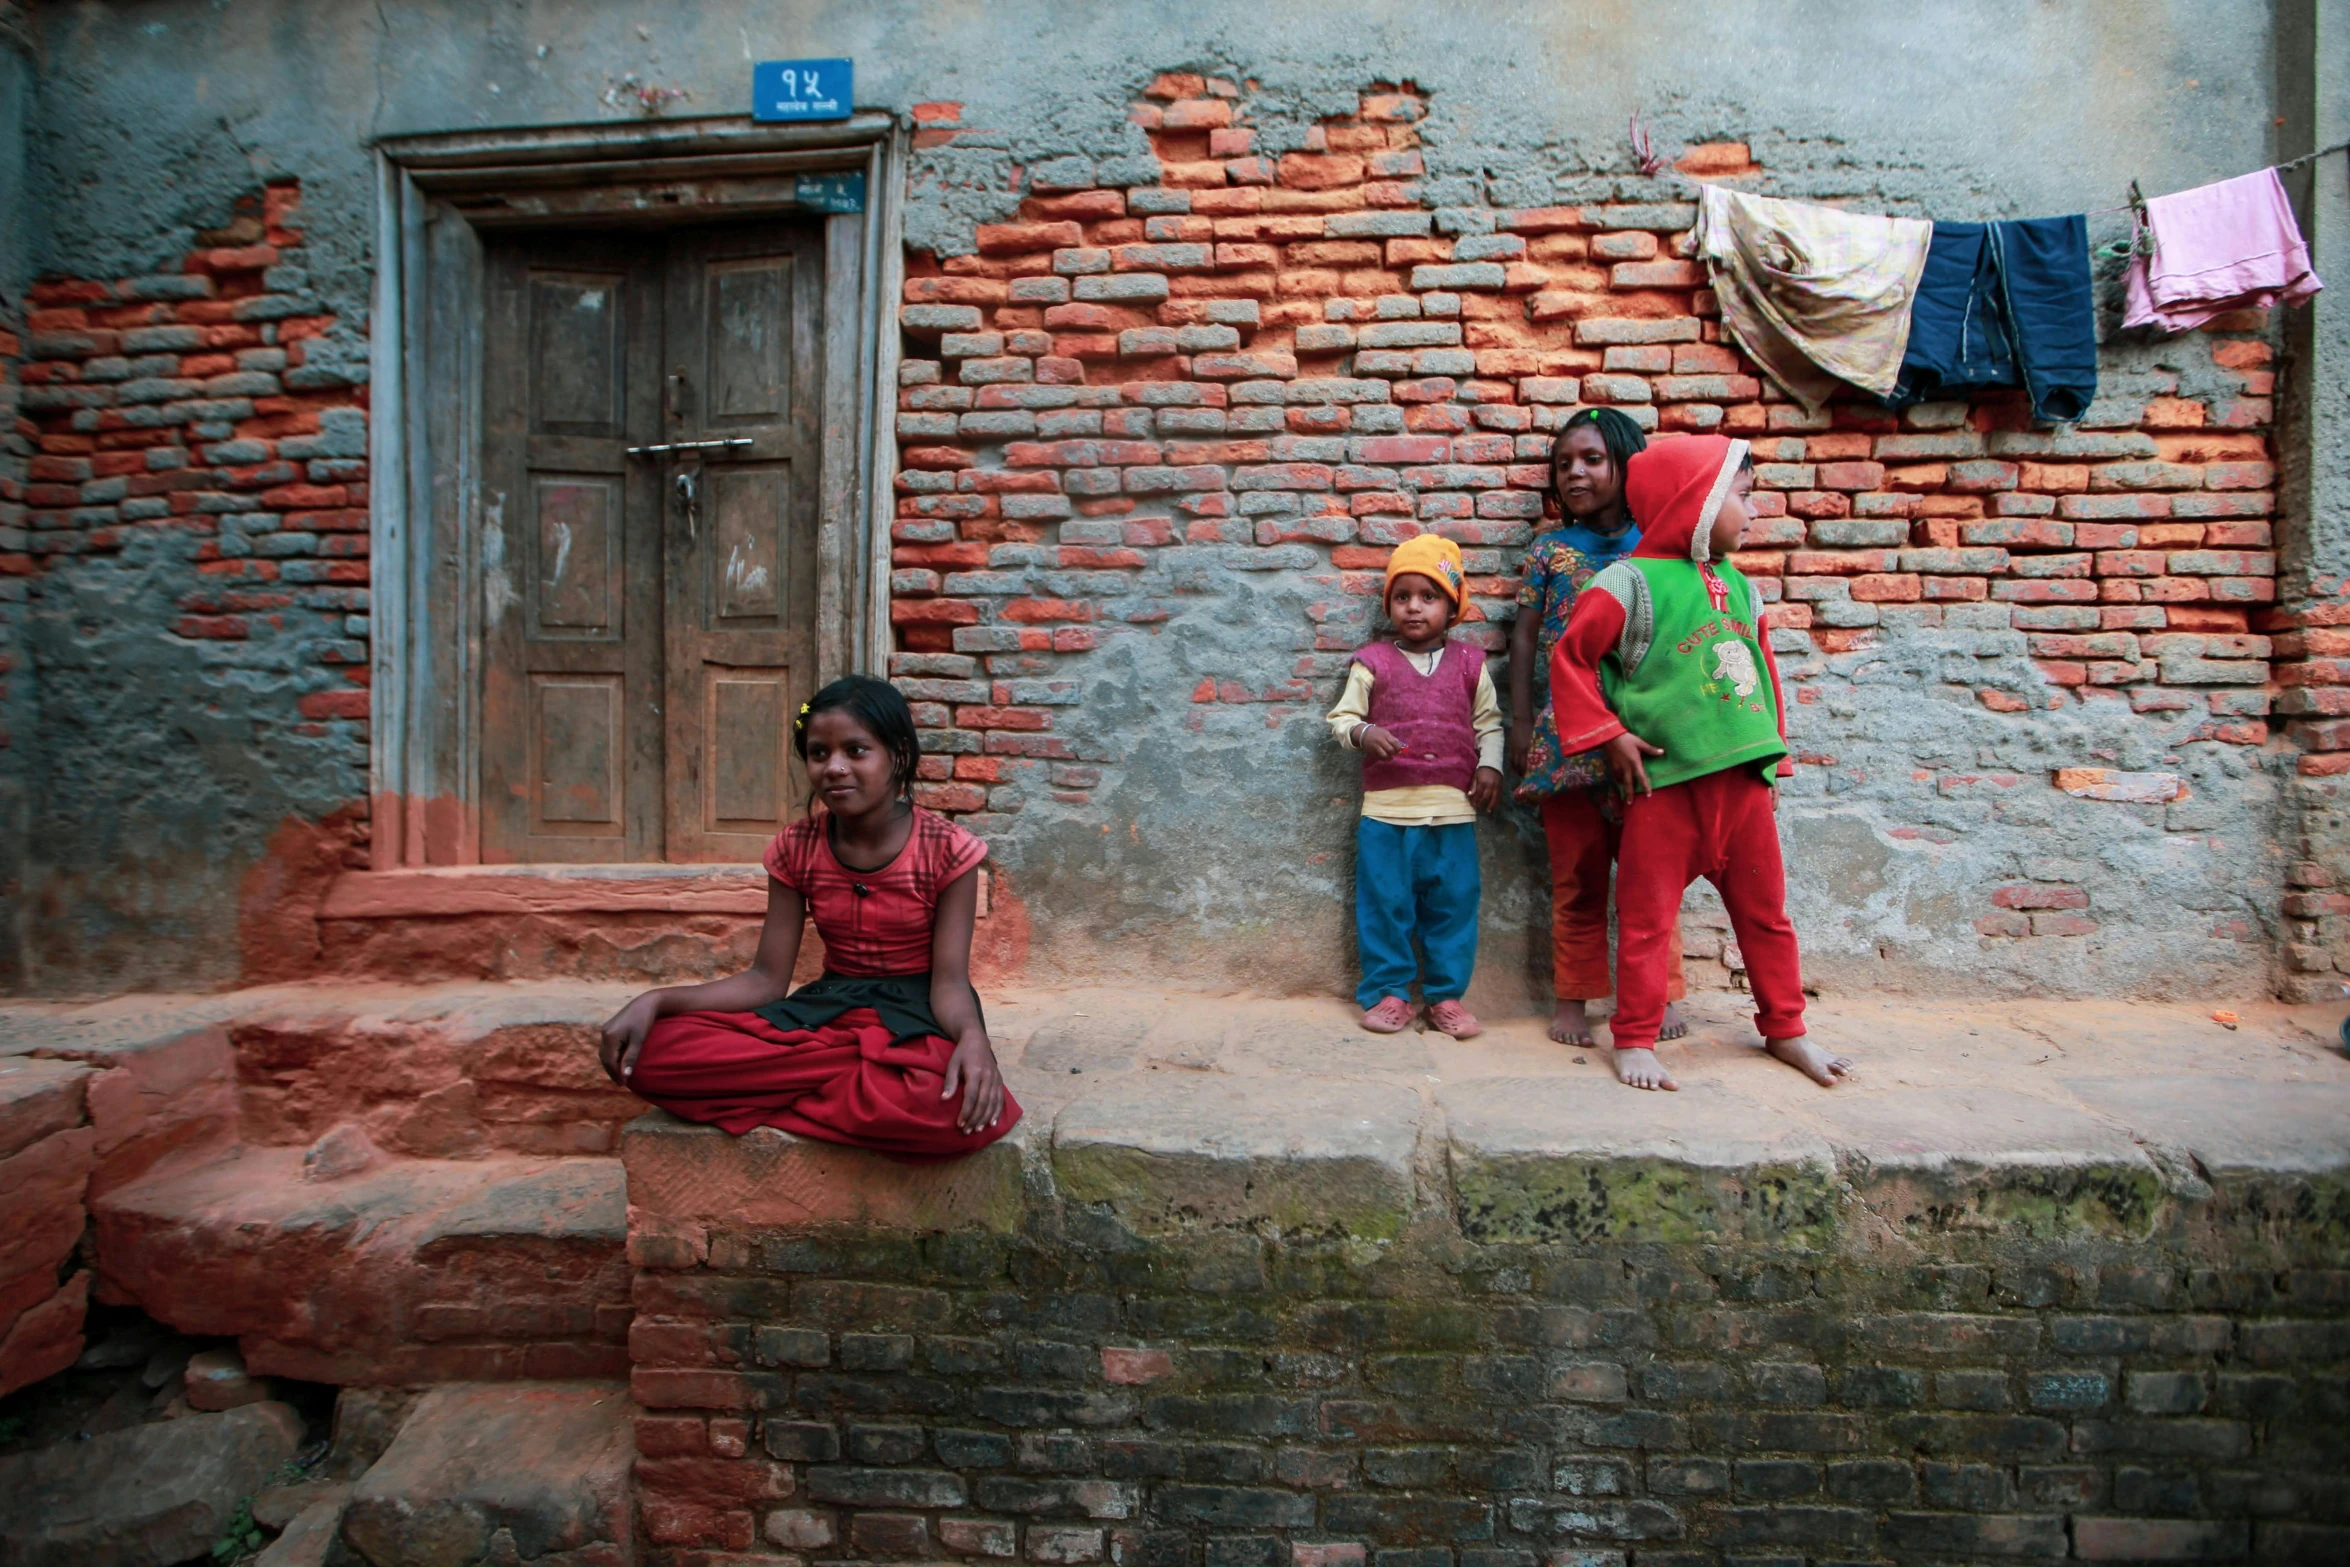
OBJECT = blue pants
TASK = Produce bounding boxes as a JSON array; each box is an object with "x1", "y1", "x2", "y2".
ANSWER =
[
  {"x1": 1892, "y1": 215, "x2": 2095, "y2": 425},
  {"x1": 1354, "y1": 817, "x2": 1480, "y2": 1008}
]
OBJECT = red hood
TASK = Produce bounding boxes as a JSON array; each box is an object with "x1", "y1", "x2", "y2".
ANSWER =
[{"x1": 1626, "y1": 434, "x2": 1750, "y2": 564}]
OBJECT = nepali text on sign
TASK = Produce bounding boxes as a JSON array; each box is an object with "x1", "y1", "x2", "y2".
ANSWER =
[
  {"x1": 754, "y1": 58, "x2": 852, "y2": 122},
  {"x1": 795, "y1": 174, "x2": 866, "y2": 214}
]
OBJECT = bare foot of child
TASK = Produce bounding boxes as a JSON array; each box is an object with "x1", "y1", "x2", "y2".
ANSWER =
[
  {"x1": 1613, "y1": 1047, "x2": 1679, "y2": 1091},
  {"x1": 1766, "y1": 1034, "x2": 1853, "y2": 1087},
  {"x1": 1660, "y1": 1003, "x2": 1688, "y2": 1042}
]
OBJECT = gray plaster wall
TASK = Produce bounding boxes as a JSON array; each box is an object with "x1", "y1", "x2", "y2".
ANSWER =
[
  {"x1": 13, "y1": 0, "x2": 2319, "y2": 1002},
  {"x1": 0, "y1": 5, "x2": 31, "y2": 988},
  {"x1": 0, "y1": 3, "x2": 32, "y2": 304}
]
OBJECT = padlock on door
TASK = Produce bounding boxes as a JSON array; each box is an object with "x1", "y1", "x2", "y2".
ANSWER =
[{"x1": 673, "y1": 465, "x2": 699, "y2": 540}]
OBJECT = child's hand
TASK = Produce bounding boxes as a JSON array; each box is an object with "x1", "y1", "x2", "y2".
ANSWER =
[
  {"x1": 1604, "y1": 732, "x2": 1666, "y2": 796},
  {"x1": 599, "y1": 992, "x2": 664, "y2": 1082},
  {"x1": 942, "y1": 1032, "x2": 1008, "y2": 1133},
  {"x1": 1469, "y1": 766, "x2": 1502, "y2": 812},
  {"x1": 1506, "y1": 720, "x2": 1531, "y2": 777},
  {"x1": 1357, "y1": 723, "x2": 1403, "y2": 762}
]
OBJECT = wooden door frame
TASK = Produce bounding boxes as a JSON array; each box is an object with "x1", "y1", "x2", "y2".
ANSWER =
[{"x1": 366, "y1": 113, "x2": 905, "y2": 869}]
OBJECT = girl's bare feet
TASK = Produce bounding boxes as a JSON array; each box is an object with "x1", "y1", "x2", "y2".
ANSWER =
[
  {"x1": 1765, "y1": 1034, "x2": 1852, "y2": 1086},
  {"x1": 1550, "y1": 999, "x2": 1594, "y2": 1045},
  {"x1": 1613, "y1": 1047, "x2": 1678, "y2": 1091},
  {"x1": 1557, "y1": 1001, "x2": 1684, "y2": 1045}
]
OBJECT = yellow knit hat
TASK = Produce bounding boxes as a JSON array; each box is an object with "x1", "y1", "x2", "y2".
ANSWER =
[{"x1": 1384, "y1": 533, "x2": 1467, "y2": 613}]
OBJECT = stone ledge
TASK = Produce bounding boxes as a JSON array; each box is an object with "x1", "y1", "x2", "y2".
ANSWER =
[
  {"x1": 1441, "y1": 1077, "x2": 1840, "y2": 1246},
  {"x1": 623, "y1": 1114, "x2": 1030, "y2": 1238},
  {"x1": 1053, "y1": 1074, "x2": 1424, "y2": 1239},
  {"x1": 622, "y1": 1030, "x2": 2350, "y2": 1251},
  {"x1": 319, "y1": 864, "x2": 771, "y2": 918}
]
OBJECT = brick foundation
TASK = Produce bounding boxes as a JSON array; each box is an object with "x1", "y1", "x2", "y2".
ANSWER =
[{"x1": 621, "y1": 1105, "x2": 2350, "y2": 1567}]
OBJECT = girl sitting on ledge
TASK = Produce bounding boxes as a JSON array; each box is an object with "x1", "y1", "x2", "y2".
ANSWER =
[{"x1": 598, "y1": 675, "x2": 1018, "y2": 1157}]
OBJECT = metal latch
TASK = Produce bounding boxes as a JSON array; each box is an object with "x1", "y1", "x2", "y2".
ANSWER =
[{"x1": 624, "y1": 437, "x2": 755, "y2": 458}]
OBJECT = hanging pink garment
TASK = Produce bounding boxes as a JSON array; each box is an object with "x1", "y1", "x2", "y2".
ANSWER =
[{"x1": 2124, "y1": 167, "x2": 2323, "y2": 331}]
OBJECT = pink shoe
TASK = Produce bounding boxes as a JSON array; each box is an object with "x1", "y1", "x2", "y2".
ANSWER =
[
  {"x1": 1360, "y1": 996, "x2": 1415, "y2": 1033},
  {"x1": 1425, "y1": 999, "x2": 1482, "y2": 1038}
]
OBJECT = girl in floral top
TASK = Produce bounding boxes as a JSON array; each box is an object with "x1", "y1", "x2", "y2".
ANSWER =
[{"x1": 1507, "y1": 408, "x2": 1687, "y2": 1047}]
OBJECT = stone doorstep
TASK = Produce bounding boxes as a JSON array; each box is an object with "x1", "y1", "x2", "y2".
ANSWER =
[
  {"x1": 0, "y1": 1000, "x2": 239, "y2": 1199},
  {"x1": 318, "y1": 863, "x2": 771, "y2": 919},
  {"x1": 91, "y1": 1144, "x2": 630, "y2": 1384},
  {"x1": 226, "y1": 984, "x2": 649, "y2": 1159},
  {"x1": 310, "y1": 863, "x2": 1003, "y2": 984},
  {"x1": 319, "y1": 860, "x2": 1000, "y2": 919}
]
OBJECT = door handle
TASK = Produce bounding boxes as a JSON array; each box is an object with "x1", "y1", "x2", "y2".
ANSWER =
[
  {"x1": 625, "y1": 436, "x2": 751, "y2": 458},
  {"x1": 665, "y1": 369, "x2": 687, "y2": 425},
  {"x1": 674, "y1": 467, "x2": 699, "y2": 542}
]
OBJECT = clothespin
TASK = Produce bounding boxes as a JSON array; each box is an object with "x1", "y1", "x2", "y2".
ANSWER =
[
  {"x1": 2127, "y1": 179, "x2": 2154, "y2": 257},
  {"x1": 2094, "y1": 179, "x2": 2156, "y2": 260}
]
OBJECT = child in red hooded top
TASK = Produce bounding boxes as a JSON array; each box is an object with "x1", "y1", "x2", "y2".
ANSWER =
[{"x1": 1549, "y1": 434, "x2": 1854, "y2": 1092}]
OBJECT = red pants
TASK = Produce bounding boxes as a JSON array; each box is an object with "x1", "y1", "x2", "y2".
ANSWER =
[
  {"x1": 627, "y1": 1007, "x2": 1021, "y2": 1160},
  {"x1": 1540, "y1": 791, "x2": 1687, "y2": 1003},
  {"x1": 1611, "y1": 768, "x2": 1806, "y2": 1051}
]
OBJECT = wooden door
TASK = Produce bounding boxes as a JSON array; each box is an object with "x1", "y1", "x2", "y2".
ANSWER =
[
  {"x1": 480, "y1": 236, "x2": 665, "y2": 862},
  {"x1": 659, "y1": 224, "x2": 824, "y2": 861}
]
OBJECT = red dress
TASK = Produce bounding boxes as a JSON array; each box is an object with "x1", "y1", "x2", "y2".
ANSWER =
[{"x1": 625, "y1": 807, "x2": 1022, "y2": 1158}]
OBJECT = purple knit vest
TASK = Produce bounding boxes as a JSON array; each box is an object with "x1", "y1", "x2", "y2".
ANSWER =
[{"x1": 1353, "y1": 639, "x2": 1485, "y2": 793}]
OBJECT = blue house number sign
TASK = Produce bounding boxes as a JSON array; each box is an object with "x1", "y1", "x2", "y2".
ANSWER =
[{"x1": 754, "y1": 58, "x2": 852, "y2": 122}]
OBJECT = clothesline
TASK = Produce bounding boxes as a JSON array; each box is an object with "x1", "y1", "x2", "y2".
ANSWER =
[
  {"x1": 1639, "y1": 117, "x2": 2346, "y2": 219},
  {"x1": 1668, "y1": 133, "x2": 2322, "y2": 425},
  {"x1": 2082, "y1": 140, "x2": 2348, "y2": 215}
]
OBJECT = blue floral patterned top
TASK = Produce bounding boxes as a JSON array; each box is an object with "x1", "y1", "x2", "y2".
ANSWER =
[{"x1": 1514, "y1": 523, "x2": 1641, "y2": 800}]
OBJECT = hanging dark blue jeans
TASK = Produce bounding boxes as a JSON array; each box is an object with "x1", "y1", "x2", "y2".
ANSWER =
[{"x1": 1892, "y1": 215, "x2": 2096, "y2": 425}]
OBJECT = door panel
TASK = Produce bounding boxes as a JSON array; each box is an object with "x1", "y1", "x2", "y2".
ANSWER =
[
  {"x1": 531, "y1": 676, "x2": 624, "y2": 827},
  {"x1": 479, "y1": 219, "x2": 825, "y2": 864},
  {"x1": 529, "y1": 274, "x2": 624, "y2": 429},
  {"x1": 705, "y1": 668, "x2": 790, "y2": 828},
  {"x1": 663, "y1": 225, "x2": 824, "y2": 861},
  {"x1": 709, "y1": 464, "x2": 789, "y2": 621},
  {"x1": 532, "y1": 475, "x2": 621, "y2": 634},
  {"x1": 480, "y1": 238, "x2": 664, "y2": 862},
  {"x1": 706, "y1": 257, "x2": 791, "y2": 421}
]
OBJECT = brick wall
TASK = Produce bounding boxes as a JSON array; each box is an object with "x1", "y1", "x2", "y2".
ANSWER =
[
  {"x1": 2266, "y1": 576, "x2": 2350, "y2": 1000},
  {"x1": 888, "y1": 77, "x2": 2290, "y2": 986},
  {"x1": 12, "y1": 180, "x2": 372, "y2": 799},
  {"x1": 623, "y1": 1147, "x2": 2350, "y2": 1566}
]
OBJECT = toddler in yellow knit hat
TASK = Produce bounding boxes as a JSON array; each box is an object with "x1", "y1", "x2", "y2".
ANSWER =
[{"x1": 1325, "y1": 533, "x2": 1503, "y2": 1038}]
